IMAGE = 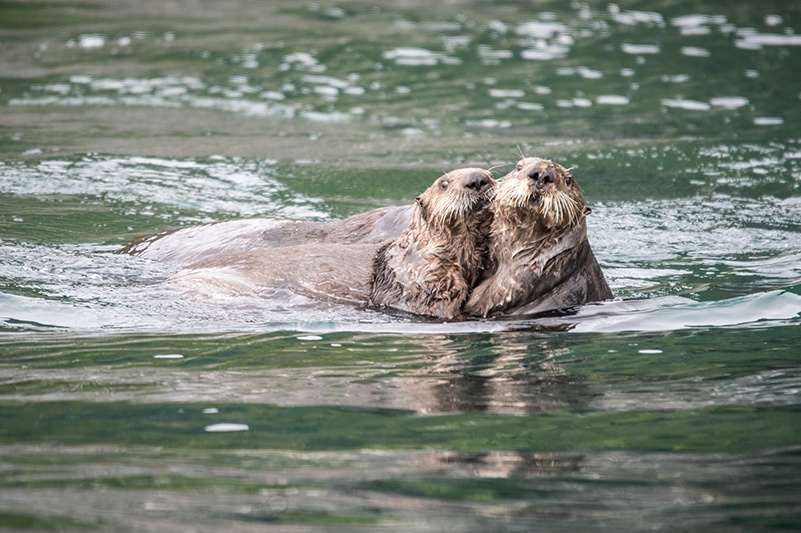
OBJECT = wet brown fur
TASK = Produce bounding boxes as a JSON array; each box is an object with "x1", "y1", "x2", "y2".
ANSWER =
[
  {"x1": 465, "y1": 157, "x2": 612, "y2": 317},
  {"x1": 172, "y1": 168, "x2": 495, "y2": 319},
  {"x1": 371, "y1": 168, "x2": 495, "y2": 319}
]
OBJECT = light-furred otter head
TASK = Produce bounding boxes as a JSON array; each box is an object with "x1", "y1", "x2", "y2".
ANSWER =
[
  {"x1": 371, "y1": 167, "x2": 496, "y2": 320},
  {"x1": 464, "y1": 156, "x2": 612, "y2": 318},
  {"x1": 413, "y1": 167, "x2": 495, "y2": 231}
]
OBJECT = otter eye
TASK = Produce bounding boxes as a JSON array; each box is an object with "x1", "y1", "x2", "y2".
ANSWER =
[
  {"x1": 516, "y1": 164, "x2": 523, "y2": 171},
  {"x1": 439, "y1": 179, "x2": 450, "y2": 189},
  {"x1": 565, "y1": 175, "x2": 574, "y2": 186}
]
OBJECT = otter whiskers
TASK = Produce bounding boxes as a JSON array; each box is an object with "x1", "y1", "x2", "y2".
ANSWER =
[{"x1": 541, "y1": 190, "x2": 581, "y2": 227}]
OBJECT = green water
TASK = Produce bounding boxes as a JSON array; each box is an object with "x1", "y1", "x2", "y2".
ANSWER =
[{"x1": 1, "y1": 1, "x2": 801, "y2": 531}]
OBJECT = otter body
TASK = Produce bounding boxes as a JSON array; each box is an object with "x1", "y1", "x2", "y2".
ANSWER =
[
  {"x1": 172, "y1": 168, "x2": 495, "y2": 319},
  {"x1": 371, "y1": 168, "x2": 495, "y2": 319},
  {"x1": 118, "y1": 205, "x2": 413, "y2": 266},
  {"x1": 170, "y1": 242, "x2": 379, "y2": 304},
  {"x1": 465, "y1": 157, "x2": 612, "y2": 317}
]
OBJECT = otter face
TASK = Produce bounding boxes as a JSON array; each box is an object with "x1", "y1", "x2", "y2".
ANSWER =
[
  {"x1": 495, "y1": 157, "x2": 586, "y2": 230},
  {"x1": 415, "y1": 167, "x2": 496, "y2": 230}
]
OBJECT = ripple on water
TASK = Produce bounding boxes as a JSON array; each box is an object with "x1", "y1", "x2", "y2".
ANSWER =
[
  {"x1": 596, "y1": 95, "x2": 630, "y2": 105},
  {"x1": 754, "y1": 117, "x2": 784, "y2": 126},
  {"x1": 0, "y1": 155, "x2": 327, "y2": 220},
  {"x1": 736, "y1": 32, "x2": 801, "y2": 49},
  {"x1": 681, "y1": 46, "x2": 711, "y2": 57},
  {"x1": 544, "y1": 290, "x2": 801, "y2": 333},
  {"x1": 382, "y1": 47, "x2": 461, "y2": 66},
  {"x1": 709, "y1": 96, "x2": 749, "y2": 109},
  {"x1": 661, "y1": 98, "x2": 711, "y2": 111},
  {"x1": 621, "y1": 43, "x2": 661, "y2": 55},
  {"x1": 6, "y1": 5, "x2": 799, "y2": 138}
]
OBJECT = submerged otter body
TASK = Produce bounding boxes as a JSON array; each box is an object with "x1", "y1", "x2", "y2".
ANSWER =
[
  {"x1": 169, "y1": 242, "x2": 379, "y2": 305},
  {"x1": 172, "y1": 168, "x2": 495, "y2": 319},
  {"x1": 118, "y1": 204, "x2": 413, "y2": 266},
  {"x1": 465, "y1": 157, "x2": 612, "y2": 318}
]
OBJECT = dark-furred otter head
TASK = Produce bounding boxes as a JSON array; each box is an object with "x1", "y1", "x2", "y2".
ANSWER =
[
  {"x1": 464, "y1": 157, "x2": 612, "y2": 318},
  {"x1": 371, "y1": 167, "x2": 496, "y2": 320},
  {"x1": 492, "y1": 157, "x2": 587, "y2": 233}
]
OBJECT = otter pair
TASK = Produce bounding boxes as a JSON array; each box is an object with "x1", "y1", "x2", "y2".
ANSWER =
[
  {"x1": 375, "y1": 156, "x2": 612, "y2": 319},
  {"x1": 171, "y1": 157, "x2": 612, "y2": 320}
]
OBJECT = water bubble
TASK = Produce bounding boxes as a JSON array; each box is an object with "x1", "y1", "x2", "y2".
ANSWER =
[
  {"x1": 520, "y1": 46, "x2": 570, "y2": 61},
  {"x1": 477, "y1": 45, "x2": 513, "y2": 63},
  {"x1": 577, "y1": 67, "x2": 603, "y2": 79},
  {"x1": 611, "y1": 9, "x2": 664, "y2": 27},
  {"x1": 596, "y1": 95, "x2": 630, "y2": 105},
  {"x1": 681, "y1": 47, "x2": 710, "y2": 57},
  {"x1": 517, "y1": 102, "x2": 544, "y2": 111},
  {"x1": 261, "y1": 91, "x2": 285, "y2": 101},
  {"x1": 671, "y1": 14, "x2": 727, "y2": 29},
  {"x1": 205, "y1": 423, "x2": 249, "y2": 432},
  {"x1": 621, "y1": 43, "x2": 660, "y2": 54},
  {"x1": 313, "y1": 86, "x2": 338, "y2": 97},
  {"x1": 737, "y1": 33, "x2": 801, "y2": 49},
  {"x1": 516, "y1": 21, "x2": 569, "y2": 39},
  {"x1": 754, "y1": 117, "x2": 784, "y2": 126},
  {"x1": 382, "y1": 47, "x2": 459, "y2": 66},
  {"x1": 486, "y1": 20, "x2": 509, "y2": 34},
  {"x1": 662, "y1": 98, "x2": 711, "y2": 111},
  {"x1": 465, "y1": 119, "x2": 511, "y2": 128},
  {"x1": 709, "y1": 97, "x2": 749, "y2": 110},
  {"x1": 77, "y1": 34, "x2": 106, "y2": 49},
  {"x1": 489, "y1": 89, "x2": 525, "y2": 98},
  {"x1": 281, "y1": 52, "x2": 325, "y2": 72}
]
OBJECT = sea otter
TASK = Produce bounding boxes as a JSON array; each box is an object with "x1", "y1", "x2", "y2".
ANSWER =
[
  {"x1": 371, "y1": 168, "x2": 495, "y2": 319},
  {"x1": 464, "y1": 157, "x2": 612, "y2": 317},
  {"x1": 171, "y1": 168, "x2": 495, "y2": 320}
]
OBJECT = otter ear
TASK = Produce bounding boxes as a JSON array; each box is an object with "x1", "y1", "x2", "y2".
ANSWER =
[
  {"x1": 415, "y1": 195, "x2": 428, "y2": 221},
  {"x1": 584, "y1": 207, "x2": 592, "y2": 216}
]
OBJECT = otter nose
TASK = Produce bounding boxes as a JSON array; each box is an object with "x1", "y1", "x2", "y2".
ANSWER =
[
  {"x1": 528, "y1": 168, "x2": 555, "y2": 189},
  {"x1": 464, "y1": 171, "x2": 490, "y2": 192}
]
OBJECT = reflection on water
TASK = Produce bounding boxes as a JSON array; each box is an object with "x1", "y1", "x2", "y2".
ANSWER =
[
  {"x1": 2, "y1": 444, "x2": 797, "y2": 532},
  {"x1": 1, "y1": 0, "x2": 801, "y2": 531}
]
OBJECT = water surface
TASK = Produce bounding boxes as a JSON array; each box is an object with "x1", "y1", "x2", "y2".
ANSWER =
[{"x1": 1, "y1": 1, "x2": 800, "y2": 531}]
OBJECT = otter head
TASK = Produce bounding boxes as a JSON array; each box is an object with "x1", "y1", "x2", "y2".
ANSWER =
[
  {"x1": 494, "y1": 157, "x2": 587, "y2": 231},
  {"x1": 464, "y1": 157, "x2": 611, "y2": 318},
  {"x1": 413, "y1": 167, "x2": 496, "y2": 234}
]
